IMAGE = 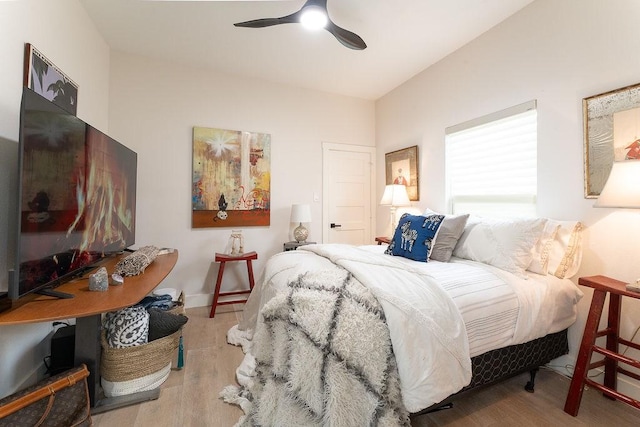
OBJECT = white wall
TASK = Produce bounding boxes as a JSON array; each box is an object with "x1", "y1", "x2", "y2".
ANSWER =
[
  {"x1": 376, "y1": 0, "x2": 640, "y2": 399},
  {"x1": 107, "y1": 52, "x2": 375, "y2": 307},
  {"x1": 0, "y1": 0, "x2": 110, "y2": 397}
]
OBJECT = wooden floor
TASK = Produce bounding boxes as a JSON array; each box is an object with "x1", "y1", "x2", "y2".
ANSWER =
[{"x1": 92, "y1": 307, "x2": 640, "y2": 426}]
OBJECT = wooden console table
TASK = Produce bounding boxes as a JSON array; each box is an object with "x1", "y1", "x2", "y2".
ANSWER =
[{"x1": 0, "y1": 250, "x2": 178, "y2": 414}]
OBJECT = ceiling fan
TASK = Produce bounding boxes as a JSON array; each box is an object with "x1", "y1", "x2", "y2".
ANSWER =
[{"x1": 234, "y1": 0, "x2": 367, "y2": 50}]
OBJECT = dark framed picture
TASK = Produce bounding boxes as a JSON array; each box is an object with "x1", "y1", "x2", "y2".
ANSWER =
[
  {"x1": 385, "y1": 145, "x2": 419, "y2": 201},
  {"x1": 24, "y1": 43, "x2": 78, "y2": 115},
  {"x1": 584, "y1": 82, "x2": 640, "y2": 198}
]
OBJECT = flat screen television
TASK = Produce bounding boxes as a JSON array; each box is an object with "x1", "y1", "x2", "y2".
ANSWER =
[{"x1": 8, "y1": 88, "x2": 137, "y2": 300}]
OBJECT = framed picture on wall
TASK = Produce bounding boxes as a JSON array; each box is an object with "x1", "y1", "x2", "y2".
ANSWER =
[
  {"x1": 385, "y1": 145, "x2": 419, "y2": 201},
  {"x1": 192, "y1": 126, "x2": 271, "y2": 228},
  {"x1": 584, "y1": 82, "x2": 640, "y2": 198},
  {"x1": 23, "y1": 43, "x2": 78, "y2": 115}
]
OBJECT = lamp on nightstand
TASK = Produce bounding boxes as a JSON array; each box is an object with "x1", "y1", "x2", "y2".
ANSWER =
[
  {"x1": 380, "y1": 184, "x2": 411, "y2": 232},
  {"x1": 594, "y1": 160, "x2": 640, "y2": 291},
  {"x1": 290, "y1": 204, "x2": 312, "y2": 243},
  {"x1": 594, "y1": 160, "x2": 640, "y2": 208}
]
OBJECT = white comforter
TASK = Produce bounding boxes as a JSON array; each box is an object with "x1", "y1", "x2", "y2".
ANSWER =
[{"x1": 238, "y1": 243, "x2": 583, "y2": 413}]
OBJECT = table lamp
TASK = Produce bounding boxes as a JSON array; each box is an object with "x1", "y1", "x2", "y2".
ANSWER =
[
  {"x1": 594, "y1": 160, "x2": 640, "y2": 291},
  {"x1": 291, "y1": 204, "x2": 312, "y2": 242},
  {"x1": 380, "y1": 184, "x2": 411, "y2": 232},
  {"x1": 594, "y1": 160, "x2": 640, "y2": 208}
]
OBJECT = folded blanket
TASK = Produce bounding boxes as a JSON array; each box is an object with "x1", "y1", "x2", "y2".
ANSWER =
[
  {"x1": 222, "y1": 268, "x2": 410, "y2": 426},
  {"x1": 225, "y1": 243, "x2": 472, "y2": 419},
  {"x1": 300, "y1": 244, "x2": 471, "y2": 412}
]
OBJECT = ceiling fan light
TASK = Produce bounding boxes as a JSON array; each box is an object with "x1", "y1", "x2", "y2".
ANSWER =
[{"x1": 300, "y1": 5, "x2": 328, "y2": 30}]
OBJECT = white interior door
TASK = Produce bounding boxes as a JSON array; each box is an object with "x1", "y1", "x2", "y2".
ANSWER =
[{"x1": 322, "y1": 143, "x2": 375, "y2": 245}]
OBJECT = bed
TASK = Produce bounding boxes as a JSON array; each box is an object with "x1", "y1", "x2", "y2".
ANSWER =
[{"x1": 221, "y1": 214, "x2": 584, "y2": 426}]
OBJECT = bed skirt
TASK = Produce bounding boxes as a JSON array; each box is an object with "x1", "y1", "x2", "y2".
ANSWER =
[{"x1": 417, "y1": 328, "x2": 569, "y2": 414}]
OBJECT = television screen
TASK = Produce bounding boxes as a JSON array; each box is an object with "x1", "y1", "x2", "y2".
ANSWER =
[{"x1": 10, "y1": 88, "x2": 137, "y2": 299}]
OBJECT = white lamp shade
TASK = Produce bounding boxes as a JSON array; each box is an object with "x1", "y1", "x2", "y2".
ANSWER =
[
  {"x1": 290, "y1": 204, "x2": 312, "y2": 222},
  {"x1": 380, "y1": 184, "x2": 411, "y2": 206},
  {"x1": 594, "y1": 160, "x2": 640, "y2": 208}
]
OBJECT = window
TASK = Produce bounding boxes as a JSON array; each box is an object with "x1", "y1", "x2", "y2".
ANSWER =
[{"x1": 445, "y1": 100, "x2": 537, "y2": 218}]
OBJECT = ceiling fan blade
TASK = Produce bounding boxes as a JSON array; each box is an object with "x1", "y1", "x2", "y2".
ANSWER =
[
  {"x1": 234, "y1": 11, "x2": 300, "y2": 28},
  {"x1": 326, "y1": 21, "x2": 367, "y2": 50},
  {"x1": 234, "y1": 0, "x2": 366, "y2": 50}
]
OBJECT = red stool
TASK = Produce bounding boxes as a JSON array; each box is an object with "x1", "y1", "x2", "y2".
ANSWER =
[
  {"x1": 564, "y1": 275, "x2": 640, "y2": 415},
  {"x1": 209, "y1": 251, "x2": 258, "y2": 318}
]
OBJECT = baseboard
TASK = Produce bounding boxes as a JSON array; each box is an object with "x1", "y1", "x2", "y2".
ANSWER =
[
  {"x1": 4, "y1": 359, "x2": 48, "y2": 399},
  {"x1": 547, "y1": 354, "x2": 576, "y2": 378},
  {"x1": 547, "y1": 353, "x2": 640, "y2": 402},
  {"x1": 617, "y1": 373, "x2": 640, "y2": 401},
  {"x1": 184, "y1": 293, "x2": 211, "y2": 309},
  {"x1": 184, "y1": 292, "x2": 249, "y2": 309}
]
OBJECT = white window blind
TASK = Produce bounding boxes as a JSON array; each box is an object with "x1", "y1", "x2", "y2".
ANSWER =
[{"x1": 445, "y1": 100, "x2": 538, "y2": 218}]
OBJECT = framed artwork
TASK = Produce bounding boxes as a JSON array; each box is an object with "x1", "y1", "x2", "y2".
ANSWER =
[
  {"x1": 385, "y1": 145, "x2": 419, "y2": 201},
  {"x1": 584, "y1": 82, "x2": 640, "y2": 198},
  {"x1": 192, "y1": 126, "x2": 271, "y2": 228},
  {"x1": 23, "y1": 43, "x2": 78, "y2": 115}
]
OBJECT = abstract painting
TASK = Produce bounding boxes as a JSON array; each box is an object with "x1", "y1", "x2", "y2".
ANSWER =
[{"x1": 192, "y1": 126, "x2": 271, "y2": 228}]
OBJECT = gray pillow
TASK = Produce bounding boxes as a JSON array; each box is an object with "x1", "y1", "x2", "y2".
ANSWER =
[
  {"x1": 424, "y1": 209, "x2": 469, "y2": 262},
  {"x1": 148, "y1": 308, "x2": 188, "y2": 341}
]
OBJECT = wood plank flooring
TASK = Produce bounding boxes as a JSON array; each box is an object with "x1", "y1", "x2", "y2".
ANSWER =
[{"x1": 92, "y1": 307, "x2": 639, "y2": 426}]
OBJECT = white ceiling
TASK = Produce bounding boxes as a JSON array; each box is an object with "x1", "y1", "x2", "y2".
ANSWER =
[{"x1": 80, "y1": 0, "x2": 534, "y2": 100}]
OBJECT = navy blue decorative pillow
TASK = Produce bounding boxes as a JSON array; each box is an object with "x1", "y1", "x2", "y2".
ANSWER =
[{"x1": 385, "y1": 213, "x2": 445, "y2": 262}]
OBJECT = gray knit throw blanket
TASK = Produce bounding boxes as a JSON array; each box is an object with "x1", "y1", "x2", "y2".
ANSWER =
[{"x1": 225, "y1": 268, "x2": 410, "y2": 427}]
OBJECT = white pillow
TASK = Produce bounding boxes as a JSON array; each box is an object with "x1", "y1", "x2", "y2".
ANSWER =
[
  {"x1": 527, "y1": 221, "x2": 561, "y2": 275},
  {"x1": 453, "y1": 216, "x2": 547, "y2": 276},
  {"x1": 547, "y1": 220, "x2": 584, "y2": 279}
]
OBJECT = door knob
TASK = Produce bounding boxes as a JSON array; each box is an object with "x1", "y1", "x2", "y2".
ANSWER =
[{"x1": 330, "y1": 223, "x2": 342, "y2": 228}]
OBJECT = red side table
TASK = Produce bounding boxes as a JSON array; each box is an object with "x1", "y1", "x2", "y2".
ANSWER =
[
  {"x1": 209, "y1": 251, "x2": 258, "y2": 318},
  {"x1": 564, "y1": 275, "x2": 640, "y2": 415}
]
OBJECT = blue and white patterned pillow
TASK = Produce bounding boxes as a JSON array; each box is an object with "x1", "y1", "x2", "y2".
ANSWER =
[
  {"x1": 103, "y1": 306, "x2": 149, "y2": 348},
  {"x1": 385, "y1": 213, "x2": 445, "y2": 262}
]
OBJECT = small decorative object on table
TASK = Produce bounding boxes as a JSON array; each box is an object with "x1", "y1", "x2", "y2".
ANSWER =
[
  {"x1": 290, "y1": 204, "x2": 311, "y2": 242},
  {"x1": 114, "y1": 245, "x2": 160, "y2": 276},
  {"x1": 89, "y1": 267, "x2": 109, "y2": 291},
  {"x1": 227, "y1": 229, "x2": 244, "y2": 255},
  {"x1": 627, "y1": 279, "x2": 640, "y2": 293},
  {"x1": 110, "y1": 273, "x2": 124, "y2": 286}
]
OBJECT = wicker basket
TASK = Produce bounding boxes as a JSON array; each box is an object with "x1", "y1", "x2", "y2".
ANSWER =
[
  {"x1": 100, "y1": 293, "x2": 186, "y2": 383},
  {"x1": 100, "y1": 328, "x2": 181, "y2": 382}
]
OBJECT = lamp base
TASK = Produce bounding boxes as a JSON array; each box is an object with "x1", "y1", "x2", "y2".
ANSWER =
[
  {"x1": 294, "y1": 223, "x2": 308, "y2": 243},
  {"x1": 390, "y1": 206, "x2": 398, "y2": 234}
]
